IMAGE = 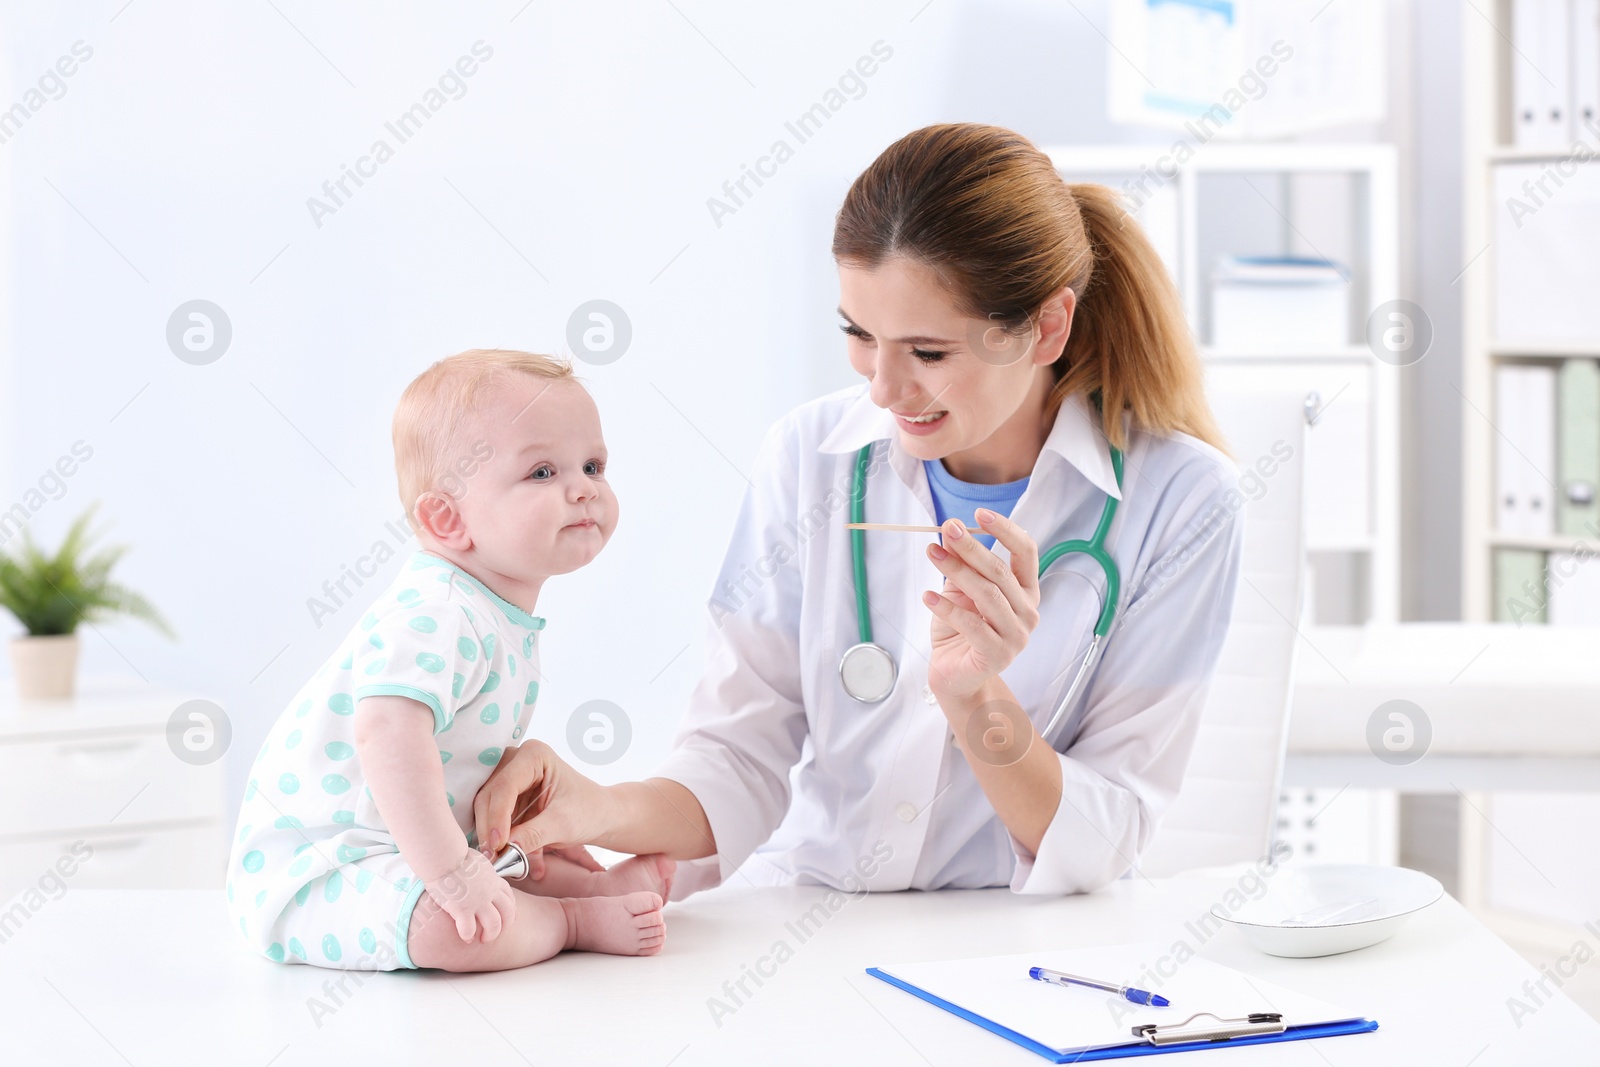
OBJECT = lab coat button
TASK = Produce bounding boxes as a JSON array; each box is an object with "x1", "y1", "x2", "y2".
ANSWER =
[{"x1": 895, "y1": 802, "x2": 918, "y2": 823}]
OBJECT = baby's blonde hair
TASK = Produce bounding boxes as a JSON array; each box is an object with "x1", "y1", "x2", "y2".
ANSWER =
[{"x1": 393, "y1": 349, "x2": 575, "y2": 535}]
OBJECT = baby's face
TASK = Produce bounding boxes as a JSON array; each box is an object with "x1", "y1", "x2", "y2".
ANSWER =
[{"x1": 451, "y1": 375, "x2": 617, "y2": 579}]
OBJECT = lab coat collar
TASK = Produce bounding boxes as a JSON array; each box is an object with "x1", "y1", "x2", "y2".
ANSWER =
[{"x1": 816, "y1": 385, "x2": 1123, "y2": 501}]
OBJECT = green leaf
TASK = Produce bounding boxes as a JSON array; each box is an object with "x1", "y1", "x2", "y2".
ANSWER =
[{"x1": 0, "y1": 502, "x2": 175, "y2": 639}]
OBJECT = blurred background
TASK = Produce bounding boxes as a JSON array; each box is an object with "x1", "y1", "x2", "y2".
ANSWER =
[{"x1": 2, "y1": 0, "x2": 1598, "y2": 1018}]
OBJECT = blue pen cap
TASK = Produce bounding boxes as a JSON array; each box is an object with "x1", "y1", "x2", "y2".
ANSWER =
[{"x1": 1028, "y1": 967, "x2": 1044, "y2": 980}]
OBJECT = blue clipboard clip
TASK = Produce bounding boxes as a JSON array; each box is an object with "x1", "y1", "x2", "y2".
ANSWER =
[{"x1": 1132, "y1": 1012, "x2": 1285, "y2": 1047}]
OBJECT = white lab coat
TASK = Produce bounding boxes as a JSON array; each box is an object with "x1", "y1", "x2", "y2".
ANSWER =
[{"x1": 655, "y1": 383, "x2": 1243, "y2": 898}]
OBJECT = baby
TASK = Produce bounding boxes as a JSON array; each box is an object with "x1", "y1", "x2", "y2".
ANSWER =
[{"x1": 226, "y1": 349, "x2": 671, "y2": 972}]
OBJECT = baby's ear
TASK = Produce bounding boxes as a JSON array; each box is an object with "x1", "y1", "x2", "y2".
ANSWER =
[{"x1": 415, "y1": 491, "x2": 468, "y2": 547}]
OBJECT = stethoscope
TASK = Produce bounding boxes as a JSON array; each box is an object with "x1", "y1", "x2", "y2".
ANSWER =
[{"x1": 838, "y1": 441, "x2": 1124, "y2": 744}]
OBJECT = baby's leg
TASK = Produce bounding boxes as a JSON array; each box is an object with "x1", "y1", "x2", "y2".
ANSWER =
[
  {"x1": 405, "y1": 886, "x2": 665, "y2": 973},
  {"x1": 509, "y1": 852, "x2": 675, "y2": 901}
]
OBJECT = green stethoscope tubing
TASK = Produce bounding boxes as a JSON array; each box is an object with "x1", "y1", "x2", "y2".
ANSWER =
[
  {"x1": 844, "y1": 442, "x2": 1124, "y2": 727},
  {"x1": 849, "y1": 441, "x2": 1124, "y2": 645}
]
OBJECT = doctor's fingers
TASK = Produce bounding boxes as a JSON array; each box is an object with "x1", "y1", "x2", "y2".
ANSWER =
[
  {"x1": 475, "y1": 741, "x2": 557, "y2": 851},
  {"x1": 508, "y1": 808, "x2": 581, "y2": 860},
  {"x1": 974, "y1": 509, "x2": 1041, "y2": 592},
  {"x1": 935, "y1": 520, "x2": 1038, "y2": 624},
  {"x1": 924, "y1": 589, "x2": 1008, "y2": 657},
  {"x1": 927, "y1": 544, "x2": 1034, "y2": 641}
]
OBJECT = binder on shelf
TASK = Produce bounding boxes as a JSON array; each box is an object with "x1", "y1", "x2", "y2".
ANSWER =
[
  {"x1": 1543, "y1": 0, "x2": 1574, "y2": 143},
  {"x1": 1575, "y1": 0, "x2": 1600, "y2": 134},
  {"x1": 1512, "y1": 0, "x2": 1541, "y2": 145},
  {"x1": 1512, "y1": 0, "x2": 1570, "y2": 148},
  {"x1": 1495, "y1": 548, "x2": 1548, "y2": 623},
  {"x1": 1558, "y1": 359, "x2": 1600, "y2": 536},
  {"x1": 1495, "y1": 364, "x2": 1557, "y2": 537}
]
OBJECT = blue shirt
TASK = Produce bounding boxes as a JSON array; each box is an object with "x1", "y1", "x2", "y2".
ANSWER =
[{"x1": 922, "y1": 458, "x2": 1030, "y2": 549}]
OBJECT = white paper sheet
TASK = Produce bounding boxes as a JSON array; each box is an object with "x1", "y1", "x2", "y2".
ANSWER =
[{"x1": 874, "y1": 942, "x2": 1364, "y2": 1055}]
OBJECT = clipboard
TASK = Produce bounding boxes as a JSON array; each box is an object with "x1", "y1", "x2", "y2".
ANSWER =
[{"x1": 865, "y1": 944, "x2": 1378, "y2": 1062}]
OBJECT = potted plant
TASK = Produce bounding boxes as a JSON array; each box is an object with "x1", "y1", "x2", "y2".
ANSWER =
[{"x1": 0, "y1": 504, "x2": 173, "y2": 699}]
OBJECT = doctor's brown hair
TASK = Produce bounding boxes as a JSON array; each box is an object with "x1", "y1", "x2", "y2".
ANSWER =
[{"x1": 831, "y1": 122, "x2": 1224, "y2": 453}]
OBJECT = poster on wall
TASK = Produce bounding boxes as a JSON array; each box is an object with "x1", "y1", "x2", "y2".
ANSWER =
[{"x1": 1107, "y1": 0, "x2": 1386, "y2": 137}]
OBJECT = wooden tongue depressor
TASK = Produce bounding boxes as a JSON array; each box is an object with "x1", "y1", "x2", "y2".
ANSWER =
[{"x1": 845, "y1": 522, "x2": 984, "y2": 534}]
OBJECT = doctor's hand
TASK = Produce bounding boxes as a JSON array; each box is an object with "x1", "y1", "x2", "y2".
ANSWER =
[
  {"x1": 922, "y1": 510, "x2": 1041, "y2": 701},
  {"x1": 474, "y1": 740, "x2": 609, "y2": 880}
]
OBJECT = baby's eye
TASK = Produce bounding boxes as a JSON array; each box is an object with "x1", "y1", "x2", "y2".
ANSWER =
[
  {"x1": 528, "y1": 465, "x2": 554, "y2": 481},
  {"x1": 583, "y1": 460, "x2": 605, "y2": 476}
]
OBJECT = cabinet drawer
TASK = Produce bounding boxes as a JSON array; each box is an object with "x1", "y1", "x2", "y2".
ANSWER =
[
  {"x1": 0, "y1": 730, "x2": 224, "y2": 837},
  {"x1": 0, "y1": 821, "x2": 228, "y2": 898}
]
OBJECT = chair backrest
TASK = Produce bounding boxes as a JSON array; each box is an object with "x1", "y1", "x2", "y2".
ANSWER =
[{"x1": 1137, "y1": 379, "x2": 1309, "y2": 877}]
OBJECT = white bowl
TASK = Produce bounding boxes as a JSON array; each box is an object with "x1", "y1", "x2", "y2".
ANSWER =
[{"x1": 1212, "y1": 864, "x2": 1444, "y2": 958}]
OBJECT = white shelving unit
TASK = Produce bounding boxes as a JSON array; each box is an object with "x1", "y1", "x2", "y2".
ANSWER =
[
  {"x1": 1457, "y1": 0, "x2": 1600, "y2": 958},
  {"x1": 1045, "y1": 143, "x2": 1401, "y2": 627},
  {"x1": 1462, "y1": 6, "x2": 1600, "y2": 613}
]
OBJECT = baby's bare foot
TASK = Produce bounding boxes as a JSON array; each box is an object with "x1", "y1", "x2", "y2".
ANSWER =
[
  {"x1": 595, "y1": 853, "x2": 676, "y2": 901},
  {"x1": 561, "y1": 892, "x2": 665, "y2": 956}
]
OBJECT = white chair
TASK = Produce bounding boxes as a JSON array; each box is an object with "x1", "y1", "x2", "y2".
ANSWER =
[{"x1": 1137, "y1": 381, "x2": 1309, "y2": 876}]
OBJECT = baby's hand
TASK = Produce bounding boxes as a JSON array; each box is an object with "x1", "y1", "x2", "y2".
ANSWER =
[{"x1": 424, "y1": 847, "x2": 516, "y2": 943}]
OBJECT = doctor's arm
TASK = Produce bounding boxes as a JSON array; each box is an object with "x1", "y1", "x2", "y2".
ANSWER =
[
  {"x1": 1009, "y1": 481, "x2": 1242, "y2": 895},
  {"x1": 473, "y1": 738, "x2": 717, "y2": 862},
  {"x1": 476, "y1": 592, "x2": 807, "y2": 881},
  {"x1": 921, "y1": 510, "x2": 1066, "y2": 855},
  {"x1": 924, "y1": 483, "x2": 1242, "y2": 895}
]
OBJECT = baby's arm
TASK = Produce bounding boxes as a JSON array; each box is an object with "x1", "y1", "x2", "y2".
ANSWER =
[{"x1": 354, "y1": 695, "x2": 514, "y2": 942}]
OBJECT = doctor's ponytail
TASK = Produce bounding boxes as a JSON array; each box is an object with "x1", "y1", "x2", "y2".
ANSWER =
[{"x1": 832, "y1": 123, "x2": 1223, "y2": 453}]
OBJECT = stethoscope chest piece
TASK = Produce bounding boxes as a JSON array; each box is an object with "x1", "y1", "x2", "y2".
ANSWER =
[
  {"x1": 840, "y1": 641, "x2": 897, "y2": 703},
  {"x1": 490, "y1": 842, "x2": 530, "y2": 880}
]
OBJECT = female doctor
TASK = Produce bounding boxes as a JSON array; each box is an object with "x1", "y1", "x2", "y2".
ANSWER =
[{"x1": 477, "y1": 122, "x2": 1243, "y2": 898}]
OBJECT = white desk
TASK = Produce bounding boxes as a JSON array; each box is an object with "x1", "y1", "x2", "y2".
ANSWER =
[{"x1": 0, "y1": 876, "x2": 1593, "y2": 1065}]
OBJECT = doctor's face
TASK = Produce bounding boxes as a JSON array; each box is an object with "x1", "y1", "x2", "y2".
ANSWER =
[
  {"x1": 836, "y1": 255, "x2": 1065, "y2": 469},
  {"x1": 450, "y1": 375, "x2": 618, "y2": 579}
]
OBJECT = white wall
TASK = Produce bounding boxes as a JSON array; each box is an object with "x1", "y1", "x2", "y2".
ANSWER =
[
  {"x1": 0, "y1": 0, "x2": 1140, "y2": 807},
  {"x1": 0, "y1": 0, "x2": 1463, "y2": 813}
]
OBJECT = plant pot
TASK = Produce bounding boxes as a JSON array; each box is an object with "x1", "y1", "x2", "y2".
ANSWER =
[{"x1": 10, "y1": 634, "x2": 80, "y2": 700}]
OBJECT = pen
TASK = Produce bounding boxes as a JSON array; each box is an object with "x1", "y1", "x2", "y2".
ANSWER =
[{"x1": 1028, "y1": 966, "x2": 1171, "y2": 1007}]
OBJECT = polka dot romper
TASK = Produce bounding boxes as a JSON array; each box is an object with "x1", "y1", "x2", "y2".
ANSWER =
[{"x1": 225, "y1": 550, "x2": 546, "y2": 970}]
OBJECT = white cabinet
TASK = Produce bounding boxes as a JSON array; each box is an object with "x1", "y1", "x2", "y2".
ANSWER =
[{"x1": 0, "y1": 680, "x2": 228, "y2": 899}]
